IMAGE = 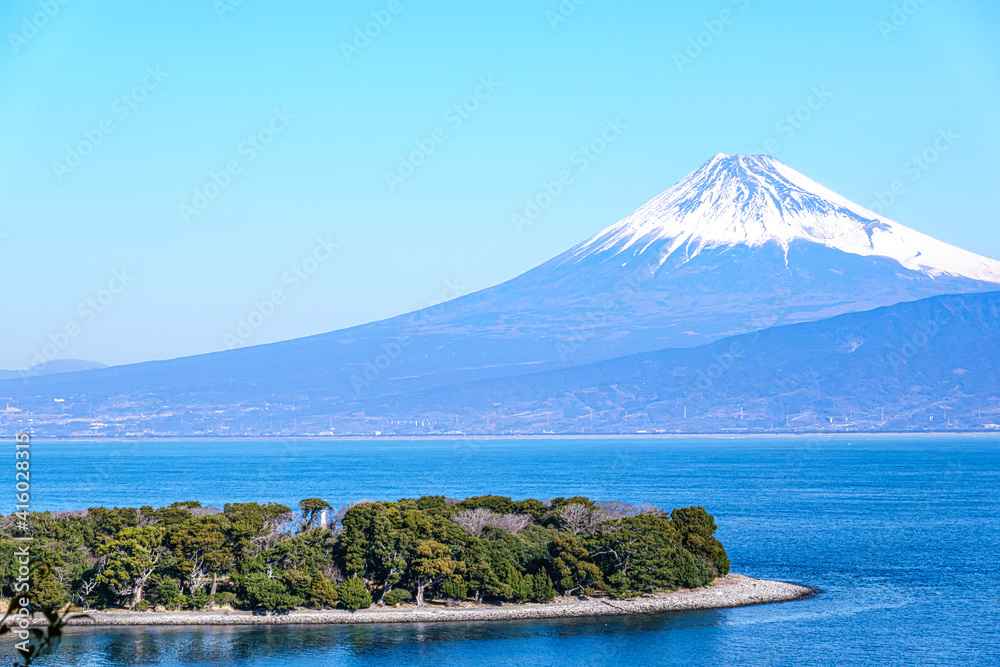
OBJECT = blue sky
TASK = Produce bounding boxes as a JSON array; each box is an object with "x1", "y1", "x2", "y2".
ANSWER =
[{"x1": 1, "y1": 0, "x2": 999, "y2": 368}]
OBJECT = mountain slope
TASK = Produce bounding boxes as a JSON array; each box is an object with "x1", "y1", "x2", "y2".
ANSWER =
[
  {"x1": 7, "y1": 291, "x2": 996, "y2": 436},
  {"x1": 344, "y1": 291, "x2": 1000, "y2": 434}
]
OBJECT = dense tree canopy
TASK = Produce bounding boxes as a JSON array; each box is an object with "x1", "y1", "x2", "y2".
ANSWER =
[
  {"x1": 671, "y1": 506, "x2": 731, "y2": 576},
  {"x1": 1, "y1": 497, "x2": 728, "y2": 613}
]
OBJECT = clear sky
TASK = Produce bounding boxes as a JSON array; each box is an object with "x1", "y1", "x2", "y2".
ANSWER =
[{"x1": 2, "y1": 0, "x2": 999, "y2": 369}]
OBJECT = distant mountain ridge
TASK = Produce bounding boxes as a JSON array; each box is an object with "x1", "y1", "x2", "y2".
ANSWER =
[
  {"x1": 341, "y1": 290, "x2": 1000, "y2": 434},
  {"x1": 0, "y1": 359, "x2": 107, "y2": 380}
]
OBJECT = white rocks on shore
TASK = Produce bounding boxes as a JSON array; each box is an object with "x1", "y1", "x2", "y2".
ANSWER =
[{"x1": 51, "y1": 575, "x2": 815, "y2": 627}]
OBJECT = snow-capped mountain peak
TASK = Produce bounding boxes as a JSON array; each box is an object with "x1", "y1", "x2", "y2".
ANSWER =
[{"x1": 574, "y1": 153, "x2": 1000, "y2": 282}]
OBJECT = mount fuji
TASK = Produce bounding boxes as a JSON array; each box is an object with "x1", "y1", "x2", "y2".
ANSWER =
[
  {"x1": 575, "y1": 153, "x2": 1000, "y2": 280},
  {"x1": 3, "y1": 153, "x2": 999, "y2": 436},
  {"x1": 476, "y1": 152, "x2": 1000, "y2": 364},
  {"x1": 449, "y1": 153, "x2": 1000, "y2": 363}
]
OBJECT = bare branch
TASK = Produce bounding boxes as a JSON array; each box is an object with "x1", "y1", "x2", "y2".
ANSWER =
[
  {"x1": 452, "y1": 509, "x2": 534, "y2": 536},
  {"x1": 186, "y1": 555, "x2": 211, "y2": 594},
  {"x1": 451, "y1": 508, "x2": 494, "y2": 537},
  {"x1": 560, "y1": 504, "x2": 609, "y2": 535},
  {"x1": 595, "y1": 501, "x2": 641, "y2": 519},
  {"x1": 491, "y1": 513, "x2": 532, "y2": 533}
]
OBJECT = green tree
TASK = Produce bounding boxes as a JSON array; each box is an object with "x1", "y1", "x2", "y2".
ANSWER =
[
  {"x1": 147, "y1": 502, "x2": 202, "y2": 528},
  {"x1": 455, "y1": 495, "x2": 515, "y2": 515},
  {"x1": 309, "y1": 574, "x2": 339, "y2": 609},
  {"x1": 265, "y1": 528, "x2": 336, "y2": 573},
  {"x1": 439, "y1": 577, "x2": 468, "y2": 601},
  {"x1": 548, "y1": 533, "x2": 603, "y2": 596},
  {"x1": 240, "y1": 573, "x2": 298, "y2": 612},
  {"x1": 87, "y1": 507, "x2": 139, "y2": 538},
  {"x1": 298, "y1": 498, "x2": 332, "y2": 527},
  {"x1": 411, "y1": 540, "x2": 464, "y2": 605},
  {"x1": 189, "y1": 588, "x2": 210, "y2": 610},
  {"x1": 96, "y1": 526, "x2": 165, "y2": 609},
  {"x1": 152, "y1": 577, "x2": 182, "y2": 609},
  {"x1": 383, "y1": 588, "x2": 412, "y2": 606},
  {"x1": 281, "y1": 569, "x2": 313, "y2": 600},
  {"x1": 462, "y1": 540, "x2": 503, "y2": 603},
  {"x1": 0, "y1": 495, "x2": 733, "y2": 622},
  {"x1": 528, "y1": 571, "x2": 557, "y2": 602},
  {"x1": 496, "y1": 561, "x2": 530, "y2": 601},
  {"x1": 29, "y1": 562, "x2": 67, "y2": 610},
  {"x1": 222, "y1": 502, "x2": 291, "y2": 560},
  {"x1": 338, "y1": 576, "x2": 372, "y2": 611},
  {"x1": 671, "y1": 506, "x2": 730, "y2": 575},
  {"x1": 340, "y1": 502, "x2": 410, "y2": 603},
  {"x1": 590, "y1": 513, "x2": 713, "y2": 594},
  {"x1": 169, "y1": 517, "x2": 234, "y2": 598},
  {"x1": 415, "y1": 495, "x2": 448, "y2": 513},
  {"x1": 512, "y1": 499, "x2": 548, "y2": 521},
  {"x1": 339, "y1": 503, "x2": 377, "y2": 575}
]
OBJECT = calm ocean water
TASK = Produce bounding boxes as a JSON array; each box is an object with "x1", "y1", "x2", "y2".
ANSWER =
[{"x1": 10, "y1": 436, "x2": 1000, "y2": 666}]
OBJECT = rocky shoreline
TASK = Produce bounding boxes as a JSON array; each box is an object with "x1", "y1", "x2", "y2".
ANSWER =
[{"x1": 49, "y1": 575, "x2": 815, "y2": 627}]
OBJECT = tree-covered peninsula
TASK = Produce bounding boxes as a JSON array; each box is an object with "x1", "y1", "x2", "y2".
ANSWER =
[{"x1": 2, "y1": 496, "x2": 729, "y2": 614}]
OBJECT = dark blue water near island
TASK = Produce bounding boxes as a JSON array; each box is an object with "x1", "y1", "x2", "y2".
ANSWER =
[{"x1": 13, "y1": 436, "x2": 1000, "y2": 666}]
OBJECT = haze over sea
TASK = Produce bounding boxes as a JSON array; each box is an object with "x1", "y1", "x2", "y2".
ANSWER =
[{"x1": 13, "y1": 436, "x2": 1000, "y2": 666}]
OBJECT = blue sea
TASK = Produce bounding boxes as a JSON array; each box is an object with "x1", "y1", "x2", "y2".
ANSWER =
[{"x1": 11, "y1": 436, "x2": 1000, "y2": 666}]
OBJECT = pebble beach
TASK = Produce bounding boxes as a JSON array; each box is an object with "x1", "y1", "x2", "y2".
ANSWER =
[{"x1": 52, "y1": 574, "x2": 816, "y2": 627}]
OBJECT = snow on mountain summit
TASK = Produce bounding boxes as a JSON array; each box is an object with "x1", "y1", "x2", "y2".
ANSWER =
[{"x1": 574, "y1": 153, "x2": 1000, "y2": 283}]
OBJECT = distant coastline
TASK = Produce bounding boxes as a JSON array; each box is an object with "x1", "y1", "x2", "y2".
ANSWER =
[
  {"x1": 47, "y1": 576, "x2": 815, "y2": 627},
  {"x1": 20, "y1": 430, "x2": 1000, "y2": 442}
]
